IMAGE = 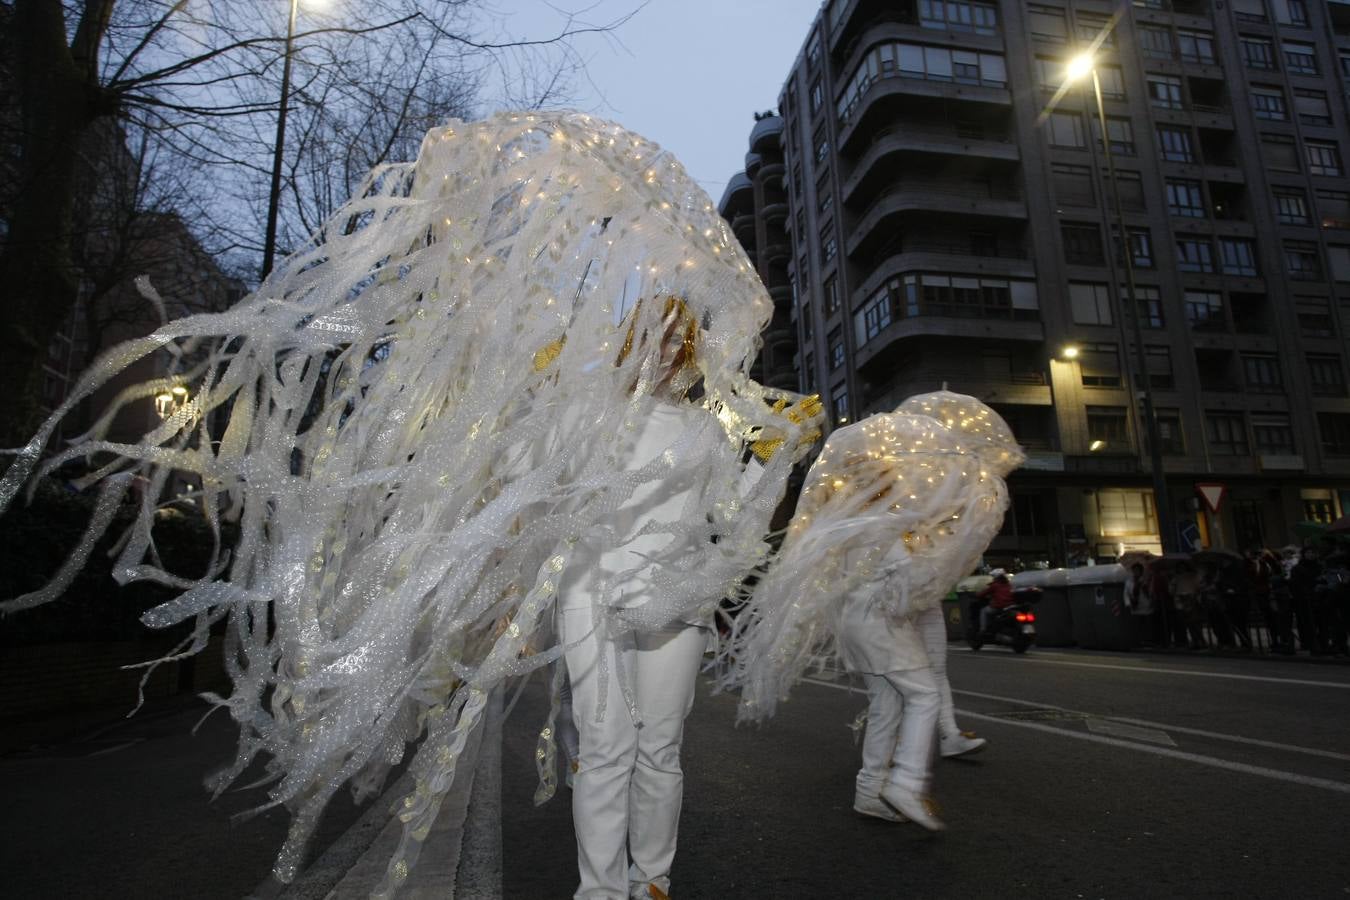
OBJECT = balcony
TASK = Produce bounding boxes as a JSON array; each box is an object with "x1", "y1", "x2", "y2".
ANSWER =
[
  {"x1": 842, "y1": 122, "x2": 1018, "y2": 202},
  {"x1": 717, "y1": 172, "x2": 753, "y2": 218},
  {"x1": 758, "y1": 162, "x2": 786, "y2": 189},
  {"x1": 745, "y1": 152, "x2": 763, "y2": 177},
  {"x1": 847, "y1": 182, "x2": 1027, "y2": 257},
  {"x1": 763, "y1": 241, "x2": 792, "y2": 266},
  {"x1": 730, "y1": 212, "x2": 756, "y2": 245},
  {"x1": 749, "y1": 115, "x2": 784, "y2": 154},
  {"x1": 761, "y1": 201, "x2": 789, "y2": 225},
  {"x1": 837, "y1": 69, "x2": 1011, "y2": 152}
]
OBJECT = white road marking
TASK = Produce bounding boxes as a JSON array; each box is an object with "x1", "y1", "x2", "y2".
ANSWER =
[
  {"x1": 952, "y1": 650, "x2": 1350, "y2": 690},
  {"x1": 1084, "y1": 718, "x2": 1176, "y2": 746},
  {"x1": 954, "y1": 687, "x2": 1350, "y2": 763},
  {"x1": 800, "y1": 677, "x2": 1350, "y2": 796}
]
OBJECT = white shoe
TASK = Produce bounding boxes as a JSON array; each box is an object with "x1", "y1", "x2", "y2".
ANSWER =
[
  {"x1": 879, "y1": 784, "x2": 946, "y2": 832},
  {"x1": 853, "y1": 792, "x2": 907, "y2": 822},
  {"x1": 940, "y1": 729, "x2": 988, "y2": 759}
]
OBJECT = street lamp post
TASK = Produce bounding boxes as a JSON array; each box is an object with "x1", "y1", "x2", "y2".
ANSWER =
[
  {"x1": 261, "y1": 0, "x2": 301, "y2": 280},
  {"x1": 1069, "y1": 52, "x2": 1177, "y2": 554}
]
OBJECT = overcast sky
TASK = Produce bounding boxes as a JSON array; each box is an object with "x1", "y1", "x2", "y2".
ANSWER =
[{"x1": 486, "y1": 0, "x2": 823, "y2": 200}]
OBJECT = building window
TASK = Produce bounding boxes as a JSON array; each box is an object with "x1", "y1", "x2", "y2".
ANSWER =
[
  {"x1": 1319, "y1": 413, "x2": 1350, "y2": 456},
  {"x1": 1252, "y1": 413, "x2": 1296, "y2": 454},
  {"x1": 1283, "y1": 241, "x2": 1322, "y2": 280},
  {"x1": 1027, "y1": 5, "x2": 1067, "y2": 42},
  {"x1": 1061, "y1": 223, "x2": 1104, "y2": 265},
  {"x1": 1176, "y1": 237, "x2": 1215, "y2": 273},
  {"x1": 1206, "y1": 411, "x2": 1249, "y2": 455},
  {"x1": 832, "y1": 384, "x2": 851, "y2": 424},
  {"x1": 1093, "y1": 116, "x2": 1135, "y2": 156},
  {"x1": 828, "y1": 326, "x2": 845, "y2": 370},
  {"x1": 821, "y1": 232, "x2": 837, "y2": 265},
  {"x1": 1184, "y1": 290, "x2": 1225, "y2": 330},
  {"x1": 1273, "y1": 0, "x2": 1309, "y2": 25},
  {"x1": 795, "y1": 209, "x2": 805, "y2": 245},
  {"x1": 1108, "y1": 171, "x2": 1146, "y2": 211},
  {"x1": 919, "y1": 0, "x2": 1000, "y2": 34},
  {"x1": 1294, "y1": 89, "x2": 1331, "y2": 126},
  {"x1": 1219, "y1": 238, "x2": 1258, "y2": 276},
  {"x1": 1242, "y1": 353, "x2": 1284, "y2": 392},
  {"x1": 1306, "y1": 141, "x2": 1343, "y2": 178},
  {"x1": 1157, "y1": 126, "x2": 1196, "y2": 163},
  {"x1": 1141, "y1": 345, "x2": 1174, "y2": 390},
  {"x1": 1261, "y1": 133, "x2": 1300, "y2": 172},
  {"x1": 822, "y1": 274, "x2": 839, "y2": 315},
  {"x1": 1095, "y1": 489, "x2": 1157, "y2": 537},
  {"x1": 1095, "y1": 66, "x2": 1126, "y2": 101},
  {"x1": 1177, "y1": 29, "x2": 1215, "y2": 64},
  {"x1": 1250, "y1": 86, "x2": 1287, "y2": 121},
  {"x1": 1070, "y1": 282, "x2": 1112, "y2": 325},
  {"x1": 1273, "y1": 188, "x2": 1310, "y2": 225},
  {"x1": 807, "y1": 35, "x2": 822, "y2": 70},
  {"x1": 1079, "y1": 342, "x2": 1122, "y2": 387},
  {"x1": 1241, "y1": 37, "x2": 1277, "y2": 70},
  {"x1": 1087, "y1": 406, "x2": 1130, "y2": 448},
  {"x1": 1296, "y1": 296, "x2": 1336, "y2": 337},
  {"x1": 1047, "y1": 112, "x2": 1087, "y2": 149},
  {"x1": 854, "y1": 285, "x2": 893, "y2": 344},
  {"x1": 1147, "y1": 74, "x2": 1184, "y2": 110},
  {"x1": 802, "y1": 353, "x2": 816, "y2": 392},
  {"x1": 1052, "y1": 163, "x2": 1094, "y2": 206},
  {"x1": 809, "y1": 78, "x2": 823, "y2": 114},
  {"x1": 1316, "y1": 189, "x2": 1350, "y2": 229},
  {"x1": 1113, "y1": 226, "x2": 1155, "y2": 269},
  {"x1": 814, "y1": 132, "x2": 830, "y2": 165},
  {"x1": 1166, "y1": 179, "x2": 1206, "y2": 217},
  {"x1": 1148, "y1": 408, "x2": 1186, "y2": 455},
  {"x1": 1282, "y1": 41, "x2": 1317, "y2": 75},
  {"x1": 1129, "y1": 285, "x2": 1165, "y2": 327},
  {"x1": 1302, "y1": 489, "x2": 1338, "y2": 522},
  {"x1": 1138, "y1": 25, "x2": 1173, "y2": 59},
  {"x1": 1308, "y1": 354, "x2": 1347, "y2": 396},
  {"x1": 1330, "y1": 245, "x2": 1350, "y2": 282}
]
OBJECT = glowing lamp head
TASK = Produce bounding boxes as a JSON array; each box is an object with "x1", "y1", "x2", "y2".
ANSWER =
[
  {"x1": 1062, "y1": 345, "x2": 1080, "y2": 360},
  {"x1": 1065, "y1": 53, "x2": 1095, "y2": 84}
]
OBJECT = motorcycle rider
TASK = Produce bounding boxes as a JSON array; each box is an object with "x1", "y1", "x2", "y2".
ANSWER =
[{"x1": 977, "y1": 569, "x2": 1014, "y2": 635}]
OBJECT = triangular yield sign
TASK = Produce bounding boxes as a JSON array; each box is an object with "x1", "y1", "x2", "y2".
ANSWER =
[{"x1": 1196, "y1": 483, "x2": 1226, "y2": 514}]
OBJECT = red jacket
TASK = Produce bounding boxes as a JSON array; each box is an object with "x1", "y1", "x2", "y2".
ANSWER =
[{"x1": 979, "y1": 578, "x2": 1014, "y2": 609}]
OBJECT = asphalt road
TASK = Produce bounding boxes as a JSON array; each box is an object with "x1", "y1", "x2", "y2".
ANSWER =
[{"x1": 3, "y1": 647, "x2": 1348, "y2": 898}]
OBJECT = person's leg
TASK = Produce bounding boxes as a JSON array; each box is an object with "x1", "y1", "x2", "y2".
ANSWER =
[
  {"x1": 626, "y1": 625, "x2": 706, "y2": 898},
  {"x1": 917, "y1": 606, "x2": 985, "y2": 757},
  {"x1": 879, "y1": 666, "x2": 944, "y2": 830},
  {"x1": 564, "y1": 607, "x2": 639, "y2": 900},
  {"x1": 978, "y1": 603, "x2": 994, "y2": 634},
  {"x1": 856, "y1": 673, "x2": 904, "y2": 807}
]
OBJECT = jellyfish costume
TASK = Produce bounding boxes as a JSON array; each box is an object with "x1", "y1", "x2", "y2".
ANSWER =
[
  {"x1": 721, "y1": 393, "x2": 1023, "y2": 817},
  {"x1": 0, "y1": 112, "x2": 822, "y2": 896}
]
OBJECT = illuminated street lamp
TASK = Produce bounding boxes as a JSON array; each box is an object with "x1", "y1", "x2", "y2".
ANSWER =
[{"x1": 1063, "y1": 49, "x2": 1177, "y2": 553}]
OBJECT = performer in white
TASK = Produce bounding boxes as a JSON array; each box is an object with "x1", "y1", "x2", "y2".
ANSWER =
[
  {"x1": 1, "y1": 113, "x2": 822, "y2": 897},
  {"x1": 722, "y1": 392, "x2": 1023, "y2": 828}
]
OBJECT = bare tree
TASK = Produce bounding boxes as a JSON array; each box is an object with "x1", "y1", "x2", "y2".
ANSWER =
[{"x1": 0, "y1": 0, "x2": 639, "y2": 449}]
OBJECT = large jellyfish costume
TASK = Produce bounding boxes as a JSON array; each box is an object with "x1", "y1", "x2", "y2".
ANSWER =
[
  {"x1": 0, "y1": 112, "x2": 821, "y2": 894},
  {"x1": 723, "y1": 391, "x2": 1025, "y2": 722}
]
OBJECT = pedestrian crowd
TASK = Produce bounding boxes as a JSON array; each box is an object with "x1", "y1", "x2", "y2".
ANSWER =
[{"x1": 1124, "y1": 542, "x2": 1350, "y2": 656}]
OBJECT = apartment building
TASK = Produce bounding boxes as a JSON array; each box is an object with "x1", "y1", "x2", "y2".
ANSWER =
[{"x1": 750, "y1": 0, "x2": 1350, "y2": 564}]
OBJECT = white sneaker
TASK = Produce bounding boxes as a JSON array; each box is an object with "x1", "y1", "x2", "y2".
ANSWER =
[
  {"x1": 879, "y1": 785, "x2": 946, "y2": 832},
  {"x1": 940, "y1": 729, "x2": 988, "y2": 759},
  {"x1": 853, "y1": 792, "x2": 907, "y2": 822}
]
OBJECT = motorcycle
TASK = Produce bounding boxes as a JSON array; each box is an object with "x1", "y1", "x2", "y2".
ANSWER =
[{"x1": 966, "y1": 587, "x2": 1040, "y2": 654}]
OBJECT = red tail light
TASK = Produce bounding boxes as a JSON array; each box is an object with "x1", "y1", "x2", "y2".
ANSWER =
[{"x1": 1015, "y1": 612, "x2": 1036, "y2": 623}]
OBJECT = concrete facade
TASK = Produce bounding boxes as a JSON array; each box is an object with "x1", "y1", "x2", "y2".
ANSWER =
[{"x1": 758, "y1": 0, "x2": 1350, "y2": 565}]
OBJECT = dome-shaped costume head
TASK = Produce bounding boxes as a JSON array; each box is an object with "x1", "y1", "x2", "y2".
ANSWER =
[{"x1": 895, "y1": 390, "x2": 1024, "y2": 477}]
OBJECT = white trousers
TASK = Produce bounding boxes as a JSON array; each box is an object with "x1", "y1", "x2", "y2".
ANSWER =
[
  {"x1": 856, "y1": 666, "x2": 940, "y2": 797},
  {"x1": 916, "y1": 605, "x2": 960, "y2": 738},
  {"x1": 561, "y1": 606, "x2": 706, "y2": 900}
]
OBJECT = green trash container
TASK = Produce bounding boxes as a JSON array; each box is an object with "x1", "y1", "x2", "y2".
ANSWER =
[
  {"x1": 1011, "y1": 569, "x2": 1073, "y2": 647},
  {"x1": 1066, "y1": 565, "x2": 1137, "y2": 650}
]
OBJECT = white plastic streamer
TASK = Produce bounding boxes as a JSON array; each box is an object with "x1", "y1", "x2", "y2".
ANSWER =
[
  {"x1": 0, "y1": 112, "x2": 822, "y2": 893},
  {"x1": 722, "y1": 391, "x2": 1024, "y2": 722}
]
